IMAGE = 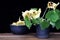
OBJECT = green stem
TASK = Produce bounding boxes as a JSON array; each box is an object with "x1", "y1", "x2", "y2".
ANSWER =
[{"x1": 42, "y1": 7, "x2": 48, "y2": 18}]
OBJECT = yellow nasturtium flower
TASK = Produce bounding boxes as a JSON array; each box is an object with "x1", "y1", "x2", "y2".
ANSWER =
[
  {"x1": 47, "y1": 2, "x2": 60, "y2": 10},
  {"x1": 11, "y1": 17, "x2": 25, "y2": 26},
  {"x1": 11, "y1": 22, "x2": 17, "y2": 25},
  {"x1": 22, "y1": 8, "x2": 41, "y2": 19},
  {"x1": 16, "y1": 17, "x2": 25, "y2": 26},
  {"x1": 29, "y1": 8, "x2": 41, "y2": 19},
  {"x1": 22, "y1": 10, "x2": 32, "y2": 19}
]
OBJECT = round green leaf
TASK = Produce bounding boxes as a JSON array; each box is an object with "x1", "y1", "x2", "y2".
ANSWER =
[
  {"x1": 45, "y1": 10, "x2": 59, "y2": 22},
  {"x1": 55, "y1": 20, "x2": 60, "y2": 30}
]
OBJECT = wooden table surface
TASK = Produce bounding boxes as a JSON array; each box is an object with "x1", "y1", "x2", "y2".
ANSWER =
[{"x1": 0, "y1": 33, "x2": 60, "y2": 40}]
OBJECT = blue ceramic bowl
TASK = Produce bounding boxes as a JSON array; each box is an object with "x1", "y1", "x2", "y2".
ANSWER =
[
  {"x1": 10, "y1": 25, "x2": 29, "y2": 35},
  {"x1": 36, "y1": 25, "x2": 49, "y2": 39}
]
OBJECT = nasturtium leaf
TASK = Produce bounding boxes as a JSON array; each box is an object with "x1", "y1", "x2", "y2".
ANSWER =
[
  {"x1": 45, "y1": 10, "x2": 59, "y2": 22},
  {"x1": 40, "y1": 19, "x2": 50, "y2": 30},
  {"x1": 24, "y1": 16, "x2": 32, "y2": 29},
  {"x1": 50, "y1": 21, "x2": 55, "y2": 28},
  {"x1": 55, "y1": 20, "x2": 60, "y2": 30},
  {"x1": 55, "y1": 9, "x2": 60, "y2": 18},
  {"x1": 31, "y1": 18, "x2": 39, "y2": 25}
]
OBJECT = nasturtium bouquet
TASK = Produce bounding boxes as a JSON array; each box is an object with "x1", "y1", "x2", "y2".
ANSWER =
[
  {"x1": 22, "y1": 8, "x2": 50, "y2": 30},
  {"x1": 22, "y1": 8, "x2": 41, "y2": 29},
  {"x1": 22, "y1": 1, "x2": 60, "y2": 30},
  {"x1": 45, "y1": 1, "x2": 60, "y2": 30}
]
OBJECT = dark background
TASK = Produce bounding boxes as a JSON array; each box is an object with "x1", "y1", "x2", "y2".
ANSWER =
[{"x1": 0, "y1": 0, "x2": 60, "y2": 33}]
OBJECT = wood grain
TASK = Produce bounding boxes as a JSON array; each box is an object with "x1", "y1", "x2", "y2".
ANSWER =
[{"x1": 0, "y1": 33, "x2": 60, "y2": 40}]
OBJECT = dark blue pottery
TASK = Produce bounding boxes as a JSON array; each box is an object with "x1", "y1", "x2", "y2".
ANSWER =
[
  {"x1": 10, "y1": 25, "x2": 29, "y2": 35},
  {"x1": 36, "y1": 25, "x2": 49, "y2": 39}
]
